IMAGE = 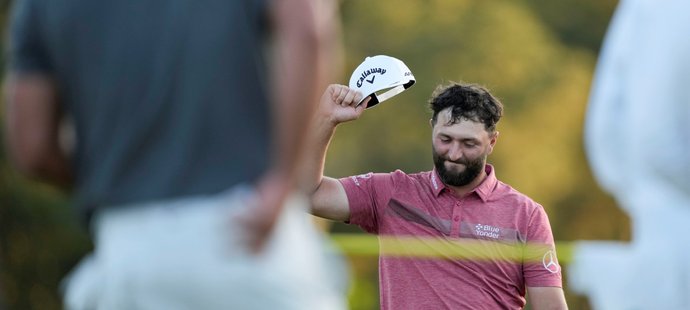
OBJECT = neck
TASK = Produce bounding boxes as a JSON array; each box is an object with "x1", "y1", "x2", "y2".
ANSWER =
[{"x1": 446, "y1": 169, "x2": 488, "y2": 197}]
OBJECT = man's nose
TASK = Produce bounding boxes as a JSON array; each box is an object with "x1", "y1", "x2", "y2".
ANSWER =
[{"x1": 446, "y1": 146, "x2": 463, "y2": 162}]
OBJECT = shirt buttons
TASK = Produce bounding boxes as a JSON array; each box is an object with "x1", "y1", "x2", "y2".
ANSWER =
[{"x1": 453, "y1": 216, "x2": 460, "y2": 222}]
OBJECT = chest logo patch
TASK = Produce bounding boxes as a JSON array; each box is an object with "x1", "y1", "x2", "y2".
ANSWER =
[{"x1": 474, "y1": 223, "x2": 501, "y2": 239}]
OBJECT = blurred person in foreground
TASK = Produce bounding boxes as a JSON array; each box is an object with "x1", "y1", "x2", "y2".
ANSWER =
[
  {"x1": 302, "y1": 82, "x2": 568, "y2": 309},
  {"x1": 569, "y1": 0, "x2": 690, "y2": 308},
  {"x1": 4, "y1": 0, "x2": 347, "y2": 309}
]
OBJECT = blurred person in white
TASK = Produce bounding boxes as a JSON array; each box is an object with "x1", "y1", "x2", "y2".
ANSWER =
[
  {"x1": 4, "y1": 0, "x2": 347, "y2": 309},
  {"x1": 569, "y1": 0, "x2": 690, "y2": 308}
]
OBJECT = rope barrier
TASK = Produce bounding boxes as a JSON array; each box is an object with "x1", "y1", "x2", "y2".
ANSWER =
[{"x1": 331, "y1": 233, "x2": 574, "y2": 264}]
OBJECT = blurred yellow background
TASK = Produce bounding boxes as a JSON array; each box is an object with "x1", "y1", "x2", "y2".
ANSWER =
[{"x1": 0, "y1": 1, "x2": 627, "y2": 309}]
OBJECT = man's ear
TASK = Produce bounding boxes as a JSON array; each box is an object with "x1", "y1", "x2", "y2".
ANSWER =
[
  {"x1": 488, "y1": 131, "x2": 499, "y2": 153},
  {"x1": 429, "y1": 118, "x2": 434, "y2": 128}
]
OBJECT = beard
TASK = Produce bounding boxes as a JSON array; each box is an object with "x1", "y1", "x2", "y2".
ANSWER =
[{"x1": 432, "y1": 147, "x2": 486, "y2": 187}]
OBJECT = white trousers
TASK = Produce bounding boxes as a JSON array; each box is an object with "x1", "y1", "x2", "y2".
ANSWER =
[{"x1": 63, "y1": 186, "x2": 348, "y2": 310}]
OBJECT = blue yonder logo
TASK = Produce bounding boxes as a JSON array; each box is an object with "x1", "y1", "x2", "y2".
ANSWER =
[{"x1": 356, "y1": 67, "x2": 387, "y2": 87}]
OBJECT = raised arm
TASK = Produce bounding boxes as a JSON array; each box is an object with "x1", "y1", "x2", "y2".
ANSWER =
[{"x1": 300, "y1": 85, "x2": 369, "y2": 221}]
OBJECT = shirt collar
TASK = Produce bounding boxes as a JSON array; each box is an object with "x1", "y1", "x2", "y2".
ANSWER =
[
  {"x1": 430, "y1": 164, "x2": 498, "y2": 202},
  {"x1": 474, "y1": 164, "x2": 498, "y2": 202},
  {"x1": 430, "y1": 169, "x2": 444, "y2": 197}
]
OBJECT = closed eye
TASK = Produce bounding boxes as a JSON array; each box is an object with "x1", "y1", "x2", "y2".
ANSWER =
[
  {"x1": 459, "y1": 137, "x2": 481, "y2": 146},
  {"x1": 438, "y1": 135, "x2": 452, "y2": 143}
]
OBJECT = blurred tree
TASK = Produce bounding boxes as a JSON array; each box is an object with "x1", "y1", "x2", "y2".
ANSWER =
[
  {"x1": 0, "y1": 174, "x2": 91, "y2": 310},
  {"x1": 523, "y1": 0, "x2": 619, "y2": 53}
]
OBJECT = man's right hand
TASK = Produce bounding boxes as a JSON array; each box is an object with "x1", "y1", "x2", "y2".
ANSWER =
[{"x1": 318, "y1": 84, "x2": 370, "y2": 126}]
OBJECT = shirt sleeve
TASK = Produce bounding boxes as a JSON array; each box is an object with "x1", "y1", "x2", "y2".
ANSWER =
[
  {"x1": 338, "y1": 172, "x2": 395, "y2": 235},
  {"x1": 8, "y1": 0, "x2": 54, "y2": 73},
  {"x1": 523, "y1": 204, "x2": 563, "y2": 287}
]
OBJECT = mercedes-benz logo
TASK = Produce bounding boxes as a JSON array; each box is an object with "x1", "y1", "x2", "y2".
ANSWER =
[{"x1": 542, "y1": 250, "x2": 560, "y2": 274}]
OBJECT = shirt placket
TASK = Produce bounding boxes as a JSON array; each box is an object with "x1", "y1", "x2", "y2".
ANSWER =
[{"x1": 450, "y1": 200, "x2": 462, "y2": 237}]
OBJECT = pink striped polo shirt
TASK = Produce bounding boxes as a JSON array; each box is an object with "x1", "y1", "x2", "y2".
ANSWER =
[{"x1": 340, "y1": 165, "x2": 561, "y2": 309}]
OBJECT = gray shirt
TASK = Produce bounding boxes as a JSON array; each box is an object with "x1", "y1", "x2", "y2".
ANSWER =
[{"x1": 9, "y1": 0, "x2": 271, "y2": 216}]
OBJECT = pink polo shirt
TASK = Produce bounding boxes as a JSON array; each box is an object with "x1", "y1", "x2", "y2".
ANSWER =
[{"x1": 340, "y1": 165, "x2": 562, "y2": 309}]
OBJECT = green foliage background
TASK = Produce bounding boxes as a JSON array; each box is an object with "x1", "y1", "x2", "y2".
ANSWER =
[{"x1": 0, "y1": 0, "x2": 627, "y2": 309}]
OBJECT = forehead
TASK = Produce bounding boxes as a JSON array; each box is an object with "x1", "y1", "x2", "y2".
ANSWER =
[{"x1": 433, "y1": 109, "x2": 489, "y2": 139}]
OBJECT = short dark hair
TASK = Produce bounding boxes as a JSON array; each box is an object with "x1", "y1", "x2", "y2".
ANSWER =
[{"x1": 429, "y1": 82, "x2": 503, "y2": 133}]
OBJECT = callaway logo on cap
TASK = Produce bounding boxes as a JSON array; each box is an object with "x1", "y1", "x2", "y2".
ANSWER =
[{"x1": 349, "y1": 55, "x2": 415, "y2": 108}]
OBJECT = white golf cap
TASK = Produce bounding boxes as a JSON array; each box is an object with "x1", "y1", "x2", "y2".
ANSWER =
[{"x1": 348, "y1": 55, "x2": 415, "y2": 108}]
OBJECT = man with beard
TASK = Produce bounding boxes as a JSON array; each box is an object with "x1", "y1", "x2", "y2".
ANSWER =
[{"x1": 302, "y1": 83, "x2": 567, "y2": 309}]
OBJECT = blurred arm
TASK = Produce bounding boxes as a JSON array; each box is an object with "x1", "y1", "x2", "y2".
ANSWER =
[
  {"x1": 268, "y1": 0, "x2": 339, "y2": 180},
  {"x1": 527, "y1": 286, "x2": 568, "y2": 310},
  {"x1": 243, "y1": 0, "x2": 341, "y2": 252},
  {"x1": 3, "y1": 74, "x2": 73, "y2": 188}
]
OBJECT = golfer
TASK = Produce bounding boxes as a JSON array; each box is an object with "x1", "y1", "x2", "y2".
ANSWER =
[{"x1": 301, "y1": 81, "x2": 568, "y2": 309}]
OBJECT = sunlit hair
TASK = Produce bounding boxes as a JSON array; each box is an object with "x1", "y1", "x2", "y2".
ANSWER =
[{"x1": 429, "y1": 82, "x2": 503, "y2": 133}]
